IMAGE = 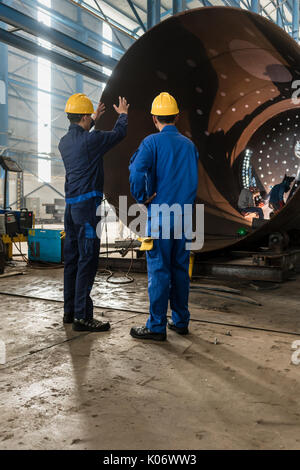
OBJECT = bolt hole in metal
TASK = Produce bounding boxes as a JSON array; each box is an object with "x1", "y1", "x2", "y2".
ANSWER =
[{"x1": 99, "y1": 7, "x2": 300, "y2": 252}]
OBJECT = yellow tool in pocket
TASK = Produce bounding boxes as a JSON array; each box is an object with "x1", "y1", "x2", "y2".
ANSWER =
[
  {"x1": 189, "y1": 252, "x2": 195, "y2": 280},
  {"x1": 60, "y1": 231, "x2": 66, "y2": 240},
  {"x1": 138, "y1": 237, "x2": 153, "y2": 251}
]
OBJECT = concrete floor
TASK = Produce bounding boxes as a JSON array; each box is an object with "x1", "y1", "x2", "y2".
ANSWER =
[{"x1": 1, "y1": 265, "x2": 300, "y2": 450}]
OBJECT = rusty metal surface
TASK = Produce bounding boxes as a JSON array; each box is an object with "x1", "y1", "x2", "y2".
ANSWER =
[{"x1": 98, "y1": 6, "x2": 300, "y2": 252}]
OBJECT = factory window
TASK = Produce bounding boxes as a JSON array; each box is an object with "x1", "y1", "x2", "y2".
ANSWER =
[
  {"x1": 102, "y1": 23, "x2": 112, "y2": 77},
  {"x1": 37, "y1": 0, "x2": 51, "y2": 183}
]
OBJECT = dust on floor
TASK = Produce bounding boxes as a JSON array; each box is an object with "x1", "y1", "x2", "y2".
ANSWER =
[{"x1": 0, "y1": 268, "x2": 300, "y2": 450}]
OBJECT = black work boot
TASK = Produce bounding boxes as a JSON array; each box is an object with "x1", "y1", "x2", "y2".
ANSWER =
[
  {"x1": 130, "y1": 325, "x2": 166, "y2": 341},
  {"x1": 73, "y1": 318, "x2": 110, "y2": 332},
  {"x1": 63, "y1": 312, "x2": 74, "y2": 324},
  {"x1": 167, "y1": 319, "x2": 189, "y2": 335}
]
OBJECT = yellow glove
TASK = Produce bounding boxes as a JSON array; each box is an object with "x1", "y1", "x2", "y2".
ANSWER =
[{"x1": 138, "y1": 237, "x2": 153, "y2": 251}]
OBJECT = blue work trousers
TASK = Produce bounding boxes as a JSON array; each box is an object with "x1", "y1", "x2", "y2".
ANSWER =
[
  {"x1": 64, "y1": 197, "x2": 101, "y2": 320},
  {"x1": 241, "y1": 207, "x2": 264, "y2": 219},
  {"x1": 146, "y1": 228, "x2": 190, "y2": 334}
]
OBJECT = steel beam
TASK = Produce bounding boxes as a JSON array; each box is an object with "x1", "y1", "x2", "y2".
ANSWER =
[
  {"x1": 68, "y1": 0, "x2": 138, "y2": 40},
  {"x1": 9, "y1": 115, "x2": 65, "y2": 134},
  {"x1": 9, "y1": 74, "x2": 70, "y2": 101},
  {"x1": 91, "y1": 0, "x2": 126, "y2": 51},
  {"x1": 127, "y1": 0, "x2": 147, "y2": 32},
  {"x1": 131, "y1": 0, "x2": 193, "y2": 31},
  {"x1": 0, "y1": 3, "x2": 117, "y2": 69},
  {"x1": 23, "y1": 175, "x2": 65, "y2": 199},
  {"x1": 251, "y1": 0, "x2": 259, "y2": 12},
  {"x1": 8, "y1": 49, "x2": 101, "y2": 89},
  {"x1": 8, "y1": 93, "x2": 64, "y2": 117},
  {"x1": 293, "y1": 0, "x2": 299, "y2": 40},
  {"x1": 195, "y1": 260, "x2": 287, "y2": 282},
  {"x1": 276, "y1": 1, "x2": 284, "y2": 27},
  {"x1": 224, "y1": 0, "x2": 276, "y2": 24},
  {"x1": 8, "y1": 136, "x2": 38, "y2": 146},
  {"x1": 0, "y1": 28, "x2": 108, "y2": 83},
  {"x1": 8, "y1": 74, "x2": 100, "y2": 110},
  {"x1": 283, "y1": 1, "x2": 294, "y2": 21},
  {"x1": 76, "y1": 8, "x2": 84, "y2": 93},
  {"x1": 8, "y1": 81, "x2": 35, "y2": 116},
  {"x1": 147, "y1": 0, "x2": 161, "y2": 29},
  {"x1": 20, "y1": 0, "x2": 125, "y2": 55},
  {"x1": 172, "y1": 0, "x2": 186, "y2": 14},
  {"x1": 0, "y1": 35, "x2": 8, "y2": 148}
]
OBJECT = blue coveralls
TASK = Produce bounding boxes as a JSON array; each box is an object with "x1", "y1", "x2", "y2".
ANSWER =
[
  {"x1": 58, "y1": 114, "x2": 128, "y2": 320},
  {"x1": 129, "y1": 125, "x2": 199, "y2": 333},
  {"x1": 269, "y1": 181, "x2": 289, "y2": 211}
]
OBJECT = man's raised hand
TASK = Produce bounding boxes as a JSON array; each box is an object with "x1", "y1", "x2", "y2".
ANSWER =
[
  {"x1": 113, "y1": 96, "x2": 130, "y2": 115},
  {"x1": 92, "y1": 101, "x2": 106, "y2": 121}
]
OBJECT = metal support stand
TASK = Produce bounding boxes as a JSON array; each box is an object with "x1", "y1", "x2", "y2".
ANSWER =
[
  {"x1": 16, "y1": 172, "x2": 23, "y2": 210},
  {"x1": 193, "y1": 247, "x2": 300, "y2": 282}
]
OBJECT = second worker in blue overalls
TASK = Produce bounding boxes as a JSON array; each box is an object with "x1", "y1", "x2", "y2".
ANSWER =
[
  {"x1": 59, "y1": 93, "x2": 129, "y2": 332},
  {"x1": 129, "y1": 93, "x2": 199, "y2": 341}
]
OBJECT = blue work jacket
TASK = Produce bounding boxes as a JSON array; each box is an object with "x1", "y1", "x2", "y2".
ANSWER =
[
  {"x1": 129, "y1": 125, "x2": 199, "y2": 209},
  {"x1": 59, "y1": 114, "x2": 127, "y2": 203},
  {"x1": 269, "y1": 181, "x2": 289, "y2": 204}
]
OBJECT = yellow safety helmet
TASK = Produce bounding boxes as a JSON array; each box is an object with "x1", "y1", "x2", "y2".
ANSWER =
[
  {"x1": 65, "y1": 93, "x2": 94, "y2": 114},
  {"x1": 151, "y1": 92, "x2": 179, "y2": 116}
]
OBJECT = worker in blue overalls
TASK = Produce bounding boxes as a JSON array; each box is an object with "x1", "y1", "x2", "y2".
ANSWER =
[
  {"x1": 269, "y1": 175, "x2": 295, "y2": 215},
  {"x1": 129, "y1": 93, "x2": 199, "y2": 341},
  {"x1": 59, "y1": 93, "x2": 129, "y2": 332}
]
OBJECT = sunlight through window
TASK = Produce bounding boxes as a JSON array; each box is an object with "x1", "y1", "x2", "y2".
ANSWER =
[
  {"x1": 37, "y1": 0, "x2": 51, "y2": 183},
  {"x1": 102, "y1": 22, "x2": 112, "y2": 78}
]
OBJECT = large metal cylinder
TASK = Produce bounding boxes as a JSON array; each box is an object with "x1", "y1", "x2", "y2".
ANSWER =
[{"x1": 98, "y1": 6, "x2": 300, "y2": 252}]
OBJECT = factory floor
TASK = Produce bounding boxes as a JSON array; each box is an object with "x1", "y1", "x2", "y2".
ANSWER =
[{"x1": 1, "y1": 264, "x2": 300, "y2": 450}]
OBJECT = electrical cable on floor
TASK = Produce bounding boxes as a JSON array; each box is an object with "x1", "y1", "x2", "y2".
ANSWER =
[
  {"x1": 9, "y1": 200, "x2": 135, "y2": 279},
  {"x1": 0, "y1": 290, "x2": 299, "y2": 337},
  {"x1": 105, "y1": 239, "x2": 134, "y2": 285},
  {"x1": 12, "y1": 241, "x2": 64, "y2": 270},
  {"x1": 97, "y1": 199, "x2": 135, "y2": 285}
]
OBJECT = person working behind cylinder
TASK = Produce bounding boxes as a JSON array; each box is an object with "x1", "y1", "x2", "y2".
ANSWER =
[
  {"x1": 238, "y1": 186, "x2": 264, "y2": 219},
  {"x1": 59, "y1": 93, "x2": 129, "y2": 332},
  {"x1": 269, "y1": 175, "x2": 295, "y2": 214},
  {"x1": 128, "y1": 92, "x2": 199, "y2": 341}
]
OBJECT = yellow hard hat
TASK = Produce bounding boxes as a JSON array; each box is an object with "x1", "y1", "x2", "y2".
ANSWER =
[
  {"x1": 65, "y1": 93, "x2": 94, "y2": 114},
  {"x1": 151, "y1": 92, "x2": 179, "y2": 116}
]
